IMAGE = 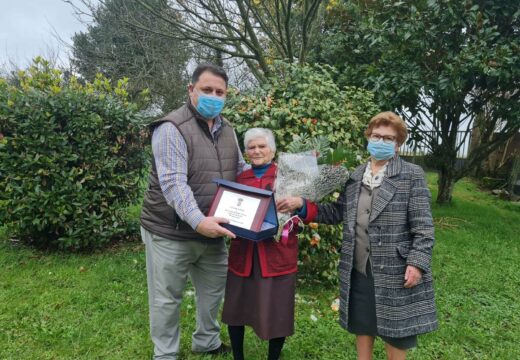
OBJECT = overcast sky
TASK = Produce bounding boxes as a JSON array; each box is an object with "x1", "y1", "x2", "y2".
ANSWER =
[{"x1": 0, "y1": 0, "x2": 92, "y2": 69}]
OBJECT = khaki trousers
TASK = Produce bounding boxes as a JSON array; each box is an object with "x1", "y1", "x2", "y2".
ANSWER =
[{"x1": 141, "y1": 227, "x2": 228, "y2": 360}]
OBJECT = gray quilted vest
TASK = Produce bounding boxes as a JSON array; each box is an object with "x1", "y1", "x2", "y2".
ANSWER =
[{"x1": 140, "y1": 103, "x2": 238, "y2": 241}]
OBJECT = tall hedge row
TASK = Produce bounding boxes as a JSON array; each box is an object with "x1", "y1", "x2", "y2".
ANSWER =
[{"x1": 0, "y1": 58, "x2": 148, "y2": 250}]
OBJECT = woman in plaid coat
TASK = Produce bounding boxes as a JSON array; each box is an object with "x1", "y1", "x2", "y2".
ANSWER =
[{"x1": 278, "y1": 112, "x2": 438, "y2": 360}]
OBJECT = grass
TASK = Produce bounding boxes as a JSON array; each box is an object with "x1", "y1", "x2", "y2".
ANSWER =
[{"x1": 1, "y1": 175, "x2": 519, "y2": 359}]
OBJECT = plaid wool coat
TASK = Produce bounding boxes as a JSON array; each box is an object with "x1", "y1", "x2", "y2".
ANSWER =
[{"x1": 308, "y1": 156, "x2": 438, "y2": 338}]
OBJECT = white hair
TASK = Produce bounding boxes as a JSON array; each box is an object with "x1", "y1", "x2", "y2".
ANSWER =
[{"x1": 243, "y1": 128, "x2": 276, "y2": 153}]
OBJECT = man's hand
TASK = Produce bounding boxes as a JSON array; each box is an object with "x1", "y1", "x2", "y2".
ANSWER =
[
  {"x1": 276, "y1": 197, "x2": 304, "y2": 214},
  {"x1": 196, "y1": 216, "x2": 236, "y2": 238},
  {"x1": 404, "y1": 265, "x2": 422, "y2": 288}
]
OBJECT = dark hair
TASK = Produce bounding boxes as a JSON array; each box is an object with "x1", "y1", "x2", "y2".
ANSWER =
[{"x1": 191, "y1": 64, "x2": 229, "y2": 87}]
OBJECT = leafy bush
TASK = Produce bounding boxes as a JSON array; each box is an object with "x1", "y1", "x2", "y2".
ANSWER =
[
  {"x1": 224, "y1": 62, "x2": 379, "y2": 283},
  {"x1": 0, "y1": 58, "x2": 148, "y2": 250},
  {"x1": 225, "y1": 61, "x2": 379, "y2": 152}
]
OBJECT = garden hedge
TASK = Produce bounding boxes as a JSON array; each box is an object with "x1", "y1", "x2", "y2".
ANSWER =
[{"x1": 0, "y1": 58, "x2": 148, "y2": 250}]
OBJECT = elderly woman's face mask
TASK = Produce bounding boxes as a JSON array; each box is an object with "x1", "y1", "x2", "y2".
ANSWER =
[
  {"x1": 367, "y1": 125, "x2": 399, "y2": 161},
  {"x1": 246, "y1": 138, "x2": 275, "y2": 166}
]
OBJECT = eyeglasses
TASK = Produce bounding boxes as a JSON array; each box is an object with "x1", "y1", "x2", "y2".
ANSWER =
[{"x1": 369, "y1": 134, "x2": 396, "y2": 144}]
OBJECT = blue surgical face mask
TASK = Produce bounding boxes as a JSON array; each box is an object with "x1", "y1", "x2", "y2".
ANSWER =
[
  {"x1": 194, "y1": 90, "x2": 225, "y2": 119},
  {"x1": 367, "y1": 140, "x2": 396, "y2": 160}
]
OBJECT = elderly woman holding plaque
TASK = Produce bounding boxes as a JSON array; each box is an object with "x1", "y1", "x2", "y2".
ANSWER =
[
  {"x1": 221, "y1": 128, "x2": 312, "y2": 360},
  {"x1": 278, "y1": 112, "x2": 438, "y2": 360}
]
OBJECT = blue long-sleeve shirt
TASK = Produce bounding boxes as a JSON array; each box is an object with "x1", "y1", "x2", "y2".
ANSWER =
[{"x1": 152, "y1": 117, "x2": 247, "y2": 230}]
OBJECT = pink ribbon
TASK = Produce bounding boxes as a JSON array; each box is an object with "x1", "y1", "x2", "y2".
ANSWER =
[
  {"x1": 280, "y1": 216, "x2": 300, "y2": 245},
  {"x1": 281, "y1": 227, "x2": 290, "y2": 245}
]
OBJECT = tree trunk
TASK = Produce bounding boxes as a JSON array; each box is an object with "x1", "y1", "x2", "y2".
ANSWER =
[{"x1": 437, "y1": 167, "x2": 456, "y2": 204}]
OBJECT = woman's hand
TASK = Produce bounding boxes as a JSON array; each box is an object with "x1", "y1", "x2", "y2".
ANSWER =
[
  {"x1": 276, "y1": 197, "x2": 304, "y2": 214},
  {"x1": 404, "y1": 265, "x2": 422, "y2": 288}
]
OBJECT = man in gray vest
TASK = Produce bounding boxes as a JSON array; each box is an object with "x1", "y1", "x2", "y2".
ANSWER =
[{"x1": 140, "y1": 64, "x2": 245, "y2": 359}]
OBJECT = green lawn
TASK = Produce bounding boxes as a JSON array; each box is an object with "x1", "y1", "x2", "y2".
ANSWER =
[{"x1": 1, "y1": 175, "x2": 519, "y2": 359}]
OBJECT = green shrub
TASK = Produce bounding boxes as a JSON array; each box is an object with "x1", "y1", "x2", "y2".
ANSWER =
[
  {"x1": 224, "y1": 61, "x2": 379, "y2": 151},
  {"x1": 0, "y1": 58, "x2": 148, "y2": 250},
  {"x1": 224, "y1": 62, "x2": 380, "y2": 283}
]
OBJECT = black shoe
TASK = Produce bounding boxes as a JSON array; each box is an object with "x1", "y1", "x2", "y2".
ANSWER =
[{"x1": 201, "y1": 343, "x2": 231, "y2": 356}]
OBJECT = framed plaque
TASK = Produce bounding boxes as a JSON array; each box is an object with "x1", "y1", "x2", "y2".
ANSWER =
[{"x1": 207, "y1": 179, "x2": 279, "y2": 241}]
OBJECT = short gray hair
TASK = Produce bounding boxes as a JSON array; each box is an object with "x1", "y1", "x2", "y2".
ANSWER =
[{"x1": 243, "y1": 128, "x2": 276, "y2": 153}]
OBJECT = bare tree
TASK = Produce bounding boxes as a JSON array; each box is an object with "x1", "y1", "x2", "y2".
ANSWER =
[{"x1": 130, "y1": 0, "x2": 324, "y2": 83}]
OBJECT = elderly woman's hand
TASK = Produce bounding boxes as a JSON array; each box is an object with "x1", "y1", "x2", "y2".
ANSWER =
[
  {"x1": 404, "y1": 265, "x2": 423, "y2": 288},
  {"x1": 276, "y1": 197, "x2": 304, "y2": 214}
]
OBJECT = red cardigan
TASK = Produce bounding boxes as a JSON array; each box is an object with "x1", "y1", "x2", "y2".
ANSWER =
[{"x1": 227, "y1": 163, "x2": 316, "y2": 277}]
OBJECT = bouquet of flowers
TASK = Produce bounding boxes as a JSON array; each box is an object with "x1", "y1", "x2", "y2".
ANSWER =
[{"x1": 274, "y1": 148, "x2": 350, "y2": 240}]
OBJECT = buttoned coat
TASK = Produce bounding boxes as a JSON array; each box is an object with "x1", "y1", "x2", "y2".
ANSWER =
[
  {"x1": 228, "y1": 163, "x2": 303, "y2": 277},
  {"x1": 307, "y1": 156, "x2": 438, "y2": 337}
]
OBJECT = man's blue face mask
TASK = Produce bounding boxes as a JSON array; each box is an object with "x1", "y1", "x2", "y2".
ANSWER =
[
  {"x1": 367, "y1": 139, "x2": 396, "y2": 160},
  {"x1": 194, "y1": 90, "x2": 225, "y2": 119}
]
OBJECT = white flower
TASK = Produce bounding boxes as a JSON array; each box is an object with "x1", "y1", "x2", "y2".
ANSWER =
[
  {"x1": 295, "y1": 294, "x2": 307, "y2": 304},
  {"x1": 185, "y1": 290, "x2": 195, "y2": 297},
  {"x1": 331, "y1": 298, "x2": 340, "y2": 312},
  {"x1": 310, "y1": 314, "x2": 318, "y2": 322}
]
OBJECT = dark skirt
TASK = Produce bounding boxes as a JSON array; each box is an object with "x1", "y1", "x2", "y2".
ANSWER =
[
  {"x1": 348, "y1": 264, "x2": 417, "y2": 350},
  {"x1": 222, "y1": 245, "x2": 296, "y2": 340}
]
